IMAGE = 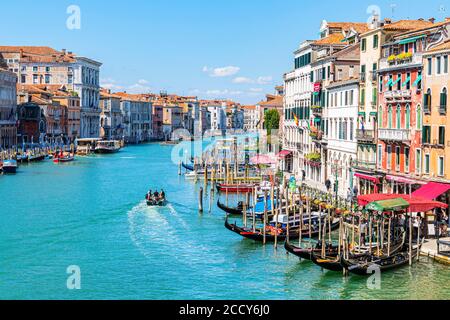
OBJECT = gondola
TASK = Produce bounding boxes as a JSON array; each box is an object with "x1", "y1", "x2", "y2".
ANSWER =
[
  {"x1": 217, "y1": 200, "x2": 244, "y2": 215},
  {"x1": 311, "y1": 235, "x2": 406, "y2": 272},
  {"x1": 225, "y1": 217, "x2": 340, "y2": 243},
  {"x1": 28, "y1": 154, "x2": 46, "y2": 162},
  {"x1": 182, "y1": 162, "x2": 194, "y2": 171},
  {"x1": 340, "y1": 245, "x2": 419, "y2": 276},
  {"x1": 284, "y1": 241, "x2": 337, "y2": 261}
]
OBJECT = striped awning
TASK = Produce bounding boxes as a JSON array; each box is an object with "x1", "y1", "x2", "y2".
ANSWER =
[
  {"x1": 398, "y1": 35, "x2": 426, "y2": 45},
  {"x1": 413, "y1": 75, "x2": 422, "y2": 87},
  {"x1": 402, "y1": 76, "x2": 411, "y2": 87}
]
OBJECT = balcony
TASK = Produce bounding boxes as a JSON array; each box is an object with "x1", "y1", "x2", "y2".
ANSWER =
[
  {"x1": 370, "y1": 71, "x2": 377, "y2": 82},
  {"x1": 439, "y1": 105, "x2": 447, "y2": 115},
  {"x1": 378, "y1": 128, "x2": 410, "y2": 142},
  {"x1": 356, "y1": 129, "x2": 375, "y2": 143},
  {"x1": 352, "y1": 160, "x2": 377, "y2": 171},
  {"x1": 360, "y1": 73, "x2": 366, "y2": 82},
  {"x1": 379, "y1": 53, "x2": 422, "y2": 71},
  {"x1": 311, "y1": 106, "x2": 323, "y2": 116},
  {"x1": 384, "y1": 90, "x2": 411, "y2": 101}
]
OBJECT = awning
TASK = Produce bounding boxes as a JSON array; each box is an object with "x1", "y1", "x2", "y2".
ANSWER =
[
  {"x1": 369, "y1": 112, "x2": 378, "y2": 117},
  {"x1": 402, "y1": 76, "x2": 411, "y2": 87},
  {"x1": 399, "y1": 35, "x2": 426, "y2": 45},
  {"x1": 366, "y1": 198, "x2": 410, "y2": 212},
  {"x1": 392, "y1": 77, "x2": 401, "y2": 85},
  {"x1": 250, "y1": 154, "x2": 277, "y2": 165},
  {"x1": 413, "y1": 75, "x2": 422, "y2": 87},
  {"x1": 386, "y1": 175, "x2": 427, "y2": 185},
  {"x1": 411, "y1": 182, "x2": 450, "y2": 200},
  {"x1": 358, "y1": 194, "x2": 448, "y2": 212},
  {"x1": 277, "y1": 150, "x2": 292, "y2": 159},
  {"x1": 358, "y1": 112, "x2": 366, "y2": 117},
  {"x1": 355, "y1": 173, "x2": 380, "y2": 184},
  {"x1": 386, "y1": 79, "x2": 393, "y2": 86}
]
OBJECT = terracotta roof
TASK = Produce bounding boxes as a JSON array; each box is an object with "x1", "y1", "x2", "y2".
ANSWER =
[
  {"x1": 426, "y1": 40, "x2": 450, "y2": 53},
  {"x1": 258, "y1": 95, "x2": 283, "y2": 108},
  {"x1": 313, "y1": 33, "x2": 348, "y2": 46},
  {"x1": 241, "y1": 105, "x2": 256, "y2": 110},
  {"x1": 0, "y1": 46, "x2": 61, "y2": 55},
  {"x1": 327, "y1": 22, "x2": 369, "y2": 34},
  {"x1": 383, "y1": 19, "x2": 435, "y2": 31}
]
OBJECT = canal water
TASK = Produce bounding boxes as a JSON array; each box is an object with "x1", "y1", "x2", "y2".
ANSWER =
[{"x1": 0, "y1": 143, "x2": 448, "y2": 300}]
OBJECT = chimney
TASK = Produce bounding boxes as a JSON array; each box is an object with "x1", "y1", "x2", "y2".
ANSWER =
[
  {"x1": 446, "y1": 17, "x2": 450, "y2": 22},
  {"x1": 61, "y1": 49, "x2": 67, "y2": 54},
  {"x1": 384, "y1": 18, "x2": 392, "y2": 25},
  {"x1": 429, "y1": 18, "x2": 436, "y2": 24}
]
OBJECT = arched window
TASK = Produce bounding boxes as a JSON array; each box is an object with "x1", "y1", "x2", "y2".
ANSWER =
[
  {"x1": 416, "y1": 104, "x2": 422, "y2": 130},
  {"x1": 388, "y1": 105, "x2": 393, "y2": 129},
  {"x1": 405, "y1": 104, "x2": 411, "y2": 129},
  {"x1": 396, "y1": 105, "x2": 401, "y2": 129},
  {"x1": 425, "y1": 88, "x2": 432, "y2": 112}
]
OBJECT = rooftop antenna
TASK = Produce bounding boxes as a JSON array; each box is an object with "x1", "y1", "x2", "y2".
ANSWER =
[{"x1": 390, "y1": 3, "x2": 397, "y2": 19}]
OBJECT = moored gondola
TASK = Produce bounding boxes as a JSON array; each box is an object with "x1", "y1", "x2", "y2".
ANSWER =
[
  {"x1": 225, "y1": 216, "x2": 340, "y2": 243},
  {"x1": 182, "y1": 162, "x2": 194, "y2": 171},
  {"x1": 217, "y1": 200, "x2": 244, "y2": 215},
  {"x1": 340, "y1": 245, "x2": 420, "y2": 276},
  {"x1": 284, "y1": 241, "x2": 337, "y2": 261},
  {"x1": 216, "y1": 183, "x2": 256, "y2": 193}
]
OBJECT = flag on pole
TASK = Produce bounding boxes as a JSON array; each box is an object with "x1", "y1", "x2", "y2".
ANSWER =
[{"x1": 293, "y1": 113, "x2": 299, "y2": 127}]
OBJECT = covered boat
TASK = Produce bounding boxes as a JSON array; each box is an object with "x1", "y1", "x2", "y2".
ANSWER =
[
  {"x1": 95, "y1": 140, "x2": 121, "y2": 154},
  {"x1": 53, "y1": 155, "x2": 75, "y2": 163},
  {"x1": 1, "y1": 159, "x2": 17, "y2": 174}
]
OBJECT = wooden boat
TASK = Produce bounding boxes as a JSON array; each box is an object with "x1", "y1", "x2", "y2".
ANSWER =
[
  {"x1": 1, "y1": 159, "x2": 17, "y2": 174},
  {"x1": 217, "y1": 200, "x2": 244, "y2": 215},
  {"x1": 182, "y1": 162, "x2": 194, "y2": 171},
  {"x1": 217, "y1": 183, "x2": 256, "y2": 193},
  {"x1": 53, "y1": 156, "x2": 75, "y2": 163},
  {"x1": 95, "y1": 140, "x2": 121, "y2": 154},
  {"x1": 225, "y1": 216, "x2": 340, "y2": 243},
  {"x1": 284, "y1": 241, "x2": 337, "y2": 261},
  {"x1": 16, "y1": 154, "x2": 28, "y2": 163},
  {"x1": 340, "y1": 245, "x2": 420, "y2": 276}
]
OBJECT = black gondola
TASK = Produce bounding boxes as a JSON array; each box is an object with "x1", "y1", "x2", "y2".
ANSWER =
[
  {"x1": 340, "y1": 245, "x2": 419, "y2": 276},
  {"x1": 311, "y1": 236, "x2": 406, "y2": 272},
  {"x1": 182, "y1": 162, "x2": 194, "y2": 171},
  {"x1": 217, "y1": 200, "x2": 244, "y2": 215},
  {"x1": 284, "y1": 241, "x2": 338, "y2": 261},
  {"x1": 225, "y1": 217, "x2": 340, "y2": 243}
]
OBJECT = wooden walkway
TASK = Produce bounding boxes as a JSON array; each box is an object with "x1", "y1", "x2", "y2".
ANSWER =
[{"x1": 420, "y1": 238, "x2": 450, "y2": 265}]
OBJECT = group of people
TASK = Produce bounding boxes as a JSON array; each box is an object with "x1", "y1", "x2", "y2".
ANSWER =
[{"x1": 146, "y1": 189, "x2": 166, "y2": 202}]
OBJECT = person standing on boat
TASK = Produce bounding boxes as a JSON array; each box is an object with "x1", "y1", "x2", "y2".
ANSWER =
[
  {"x1": 160, "y1": 189, "x2": 165, "y2": 200},
  {"x1": 146, "y1": 190, "x2": 152, "y2": 201},
  {"x1": 360, "y1": 219, "x2": 367, "y2": 246}
]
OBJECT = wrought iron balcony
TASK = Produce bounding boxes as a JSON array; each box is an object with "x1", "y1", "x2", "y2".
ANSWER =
[
  {"x1": 352, "y1": 160, "x2": 377, "y2": 171},
  {"x1": 378, "y1": 128, "x2": 410, "y2": 142}
]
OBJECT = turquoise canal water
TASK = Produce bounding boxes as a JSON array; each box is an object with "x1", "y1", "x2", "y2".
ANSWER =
[{"x1": 0, "y1": 143, "x2": 449, "y2": 300}]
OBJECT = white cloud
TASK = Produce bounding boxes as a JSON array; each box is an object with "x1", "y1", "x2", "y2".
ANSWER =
[
  {"x1": 203, "y1": 66, "x2": 240, "y2": 77},
  {"x1": 100, "y1": 78, "x2": 124, "y2": 91},
  {"x1": 249, "y1": 88, "x2": 263, "y2": 92},
  {"x1": 257, "y1": 76, "x2": 273, "y2": 85},
  {"x1": 232, "y1": 77, "x2": 254, "y2": 84},
  {"x1": 137, "y1": 79, "x2": 149, "y2": 85}
]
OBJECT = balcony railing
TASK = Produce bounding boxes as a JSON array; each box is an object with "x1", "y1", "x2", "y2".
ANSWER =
[
  {"x1": 360, "y1": 73, "x2": 366, "y2": 82},
  {"x1": 352, "y1": 160, "x2": 377, "y2": 171},
  {"x1": 311, "y1": 106, "x2": 323, "y2": 115},
  {"x1": 384, "y1": 90, "x2": 411, "y2": 100},
  {"x1": 379, "y1": 54, "x2": 422, "y2": 70},
  {"x1": 378, "y1": 128, "x2": 410, "y2": 142},
  {"x1": 356, "y1": 129, "x2": 375, "y2": 142},
  {"x1": 439, "y1": 105, "x2": 447, "y2": 115},
  {"x1": 370, "y1": 71, "x2": 377, "y2": 82}
]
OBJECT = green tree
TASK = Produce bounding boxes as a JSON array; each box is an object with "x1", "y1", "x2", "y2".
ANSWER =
[{"x1": 264, "y1": 109, "x2": 280, "y2": 136}]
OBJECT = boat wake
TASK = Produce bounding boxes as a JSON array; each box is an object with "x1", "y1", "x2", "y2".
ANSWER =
[{"x1": 127, "y1": 201, "x2": 217, "y2": 266}]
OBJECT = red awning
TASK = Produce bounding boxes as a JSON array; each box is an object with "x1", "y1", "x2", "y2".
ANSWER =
[
  {"x1": 385, "y1": 175, "x2": 427, "y2": 185},
  {"x1": 412, "y1": 182, "x2": 450, "y2": 200},
  {"x1": 355, "y1": 173, "x2": 380, "y2": 184},
  {"x1": 250, "y1": 155, "x2": 277, "y2": 165},
  {"x1": 358, "y1": 193, "x2": 448, "y2": 212},
  {"x1": 277, "y1": 150, "x2": 292, "y2": 159}
]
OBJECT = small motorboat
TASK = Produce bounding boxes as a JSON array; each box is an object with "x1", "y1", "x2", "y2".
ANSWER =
[
  {"x1": 146, "y1": 198, "x2": 167, "y2": 207},
  {"x1": 16, "y1": 154, "x2": 28, "y2": 163},
  {"x1": 2, "y1": 159, "x2": 18, "y2": 174},
  {"x1": 53, "y1": 155, "x2": 75, "y2": 163}
]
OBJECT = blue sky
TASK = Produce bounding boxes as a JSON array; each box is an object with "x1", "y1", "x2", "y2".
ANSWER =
[{"x1": 0, "y1": 0, "x2": 447, "y2": 103}]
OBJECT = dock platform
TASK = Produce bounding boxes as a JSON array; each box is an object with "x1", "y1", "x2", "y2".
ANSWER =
[{"x1": 420, "y1": 238, "x2": 450, "y2": 265}]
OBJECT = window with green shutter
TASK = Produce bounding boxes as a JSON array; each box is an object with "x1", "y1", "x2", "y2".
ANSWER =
[
  {"x1": 361, "y1": 38, "x2": 367, "y2": 51},
  {"x1": 439, "y1": 126, "x2": 445, "y2": 146},
  {"x1": 422, "y1": 125, "x2": 431, "y2": 144},
  {"x1": 373, "y1": 35, "x2": 379, "y2": 48}
]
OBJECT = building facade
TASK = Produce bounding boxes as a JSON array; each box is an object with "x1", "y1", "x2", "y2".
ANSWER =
[{"x1": 0, "y1": 60, "x2": 17, "y2": 149}]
